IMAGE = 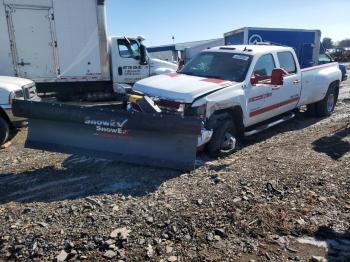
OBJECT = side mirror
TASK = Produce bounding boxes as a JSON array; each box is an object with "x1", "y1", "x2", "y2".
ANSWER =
[
  {"x1": 140, "y1": 44, "x2": 148, "y2": 65},
  {"x1": 250, "y1": 74, "x2": 259, "y2": 86},
  {"x1": 270, "y1": 68, "x2": 288, "y2": 86}
]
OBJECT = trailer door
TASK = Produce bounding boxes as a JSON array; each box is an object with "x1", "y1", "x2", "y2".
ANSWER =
[{"x1": 7, "y1": 6, "x2": 57, "y2": 79}]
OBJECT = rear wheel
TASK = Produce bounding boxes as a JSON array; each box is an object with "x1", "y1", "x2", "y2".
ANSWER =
[
  {"x1": 315, "y1": 84, "x2": 337, "y2": 117},
  {"x1": 206, "y1": 119, "x2": 238, "y2": 158},
  {"x1": 0, "y1": 117, "x2": 10, "y2": 146},
  {"x1": 306, "y1": 103, "x2": 317, "y2": 117}
]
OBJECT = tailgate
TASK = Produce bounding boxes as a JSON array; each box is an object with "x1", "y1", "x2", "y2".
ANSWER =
[{"x1": 12, "y1": 100, "x2": 202, "y2": 170}]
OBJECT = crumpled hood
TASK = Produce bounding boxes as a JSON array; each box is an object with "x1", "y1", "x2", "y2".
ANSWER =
[{"x1": 133, "y1": 73, "x2": 235, "y2": 103}]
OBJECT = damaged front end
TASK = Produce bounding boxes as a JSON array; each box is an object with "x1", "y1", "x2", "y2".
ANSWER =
[{"x1": 127, "y1": 94, "x2": 213, "y2": 150}]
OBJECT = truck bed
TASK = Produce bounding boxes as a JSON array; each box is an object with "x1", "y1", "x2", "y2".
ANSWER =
[{"x1": 298, "y1": 62, "x2": 341, "y2": 107}]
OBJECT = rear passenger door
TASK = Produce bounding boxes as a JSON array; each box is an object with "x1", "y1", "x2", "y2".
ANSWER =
[{"x1": 264, "y1": 51, "x2": 302, "y2": 117}]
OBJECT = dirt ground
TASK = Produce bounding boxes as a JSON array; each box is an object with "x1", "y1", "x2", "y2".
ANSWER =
[{"x1": 0, "y1": 69, "x2": 350, "y2": 261}]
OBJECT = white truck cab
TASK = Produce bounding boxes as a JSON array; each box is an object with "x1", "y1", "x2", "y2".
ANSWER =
[
  {"x1": 0, "y1": 76, "x2": 39, "y2": 145},
  {"x1": 110, "y1": 36, "x2": 178, "y2": 92}
]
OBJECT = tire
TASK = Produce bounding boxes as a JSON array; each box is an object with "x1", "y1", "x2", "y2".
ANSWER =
[
  {"x1": 315, "y1": 84, "x2": 337, "y2": 117},
  {"x1": 306, "y1": 103, "x2": 317, "y2": 117},
  {"x1": 206, "y1": 118, "x2": 238, "y2": 158},
  {"x1": 0, "y1": 117, "x2": 10, "y2": 146}
]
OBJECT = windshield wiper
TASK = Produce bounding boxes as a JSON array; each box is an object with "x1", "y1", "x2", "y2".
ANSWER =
[
  {"x1": 179, "y1": 72, "x2": 196, "y2": 76},
  {"x1": 205, "y1": 75, "x2": 225, "y2": 80}
]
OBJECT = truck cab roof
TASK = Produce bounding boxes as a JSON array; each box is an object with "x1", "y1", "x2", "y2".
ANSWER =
[{"x1": 207, "y1": 45, "x2": 294, "y2": 56}]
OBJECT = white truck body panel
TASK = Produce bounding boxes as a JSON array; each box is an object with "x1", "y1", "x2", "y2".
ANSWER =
[
  {"x1": 0, "y1": 2, "x2": 14, "y2": 76},
  {"x1": 0, "y1": 0, "x2": 109, "y2": 82},
  {"x1": 298, "y1": 62, "x2": 341, "y2": 106},
  {"x1": 10, "y1": 7, "x2": 57, "y2": 79}
]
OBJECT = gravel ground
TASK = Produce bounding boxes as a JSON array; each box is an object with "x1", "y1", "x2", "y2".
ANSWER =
[{"x1": 0, "y1": 75, "x2": 350, "y2": 261}]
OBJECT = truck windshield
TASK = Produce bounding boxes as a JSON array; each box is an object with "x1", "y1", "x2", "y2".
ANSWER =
[
  {"x1": 118, "y1": 39, "x2": 141, "y2": 59},
  {"x1": 179, "y1": 52, "x2": 252, "y2": 82}
]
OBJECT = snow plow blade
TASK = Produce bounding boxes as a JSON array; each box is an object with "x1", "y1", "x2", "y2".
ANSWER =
[{"x1": 12, "y1": 100, "x2": 202, "y2": 170}]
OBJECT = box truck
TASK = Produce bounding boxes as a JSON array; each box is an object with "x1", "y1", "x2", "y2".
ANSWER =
[
  {"x1": 224, "y1": 27, "x2": 322, "y2": 69},
  {"x1": 0, "y1": 0, "x2": 177, "y2": 97},
  {"x1": 224, "y1": 27, "x2": 347, "y2": 81}
]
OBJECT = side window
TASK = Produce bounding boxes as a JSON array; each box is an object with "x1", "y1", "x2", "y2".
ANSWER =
[
  {"x1": 318, "y1": 53, "x2": 333, "y2": 64},
  {"x1": 253, "y1": 54, "x2": 275, "y2": 76},
  {"x1": 278, "y1": 52, "x2": 297, "y2": 74},
  {"x1": 117, "y1": 39, "x2": 141, "y2": 59}
]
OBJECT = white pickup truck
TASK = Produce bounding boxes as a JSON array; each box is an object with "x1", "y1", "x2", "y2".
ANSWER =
[
  {"x1": 0, "y1": 76, "x2": 39, "y2": 145},
  {"x1": 133, "y1": 45, "x2": 342, "y2": 157}
]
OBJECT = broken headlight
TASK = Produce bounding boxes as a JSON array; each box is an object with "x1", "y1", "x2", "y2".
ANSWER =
[{"x1": 189, "y1": 104, "x2": 206, "y2": 120}]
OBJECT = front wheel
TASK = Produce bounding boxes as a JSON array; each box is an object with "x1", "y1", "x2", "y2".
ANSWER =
[
  {"x1": 206, "y1": 119, "x2": 238, "y2": 158},
  {"x1": 315, "y1": 84, "x2": 337, "y2": 117},
  {"x1": 0, "y1": 117, "x2": 10, "y2": 146}
]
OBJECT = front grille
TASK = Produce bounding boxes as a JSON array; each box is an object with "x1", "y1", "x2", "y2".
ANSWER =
[
  {"x1": 154, "y1": 99, "x2": 183, "y2": 116},
  {"x1": 14, "y1": 90, "x2": 24, "y2": 98}
]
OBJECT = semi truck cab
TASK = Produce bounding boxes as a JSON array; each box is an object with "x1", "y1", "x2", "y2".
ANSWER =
[{"x1": 110, "y1": 36, "x2": 178, "y2": 86}]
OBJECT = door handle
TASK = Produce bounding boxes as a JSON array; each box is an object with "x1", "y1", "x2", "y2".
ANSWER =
[
  {"x1": 272, "y1": 85, "x2": 281, "y2": 90},
  {"x1": 18, "y1": 61, "x2": 31, "y2": 66},
  {"x1": 293, "y1": 80, "x2": 300, "y2": 85}
]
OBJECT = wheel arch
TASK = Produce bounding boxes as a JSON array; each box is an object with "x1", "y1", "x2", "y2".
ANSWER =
[
  {"x1": 0, "y1": 107, "x2": 11, "y2": 125},
  {"x1": 331, "y1": 80, "x2": 340, "y2": 103},
  {"x1": 206, "y1": 106, "x2": 244, "y2": 137}
]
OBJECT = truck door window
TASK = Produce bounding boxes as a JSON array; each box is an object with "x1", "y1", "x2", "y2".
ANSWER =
[
  {"x1": 117, "y1": 39, "x2": 141, "y2": 59},
  {"x1": 277, "y1": 52, "x2": 297, "y2": 74},
  {"x1": 253, "y1": 54, "x2": 275, "y2": 76},
  {"x1": 318, "y1": 53, "x2": 333, "y2": 64}
]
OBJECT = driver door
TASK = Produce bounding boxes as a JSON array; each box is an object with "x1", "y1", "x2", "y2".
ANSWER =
[
  {"x1": 112, "y1": 38, "x2": 150, "y2": 84},
  {"x1": 246, "y1": 53, "x2": 276, "y2": 126}
]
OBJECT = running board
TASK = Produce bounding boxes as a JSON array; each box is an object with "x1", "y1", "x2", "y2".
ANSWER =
[{"x1": 244, "y1": 113, "x2": 295, "y2": 136}]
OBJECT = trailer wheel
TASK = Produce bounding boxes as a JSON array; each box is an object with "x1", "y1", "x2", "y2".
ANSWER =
[
  {"x1": 0, "y1": 117, "x2": 10, "y2": 146},
  {"x1": 316, "y1": 84, "x2": 337, "y2": 117},
  {"x1": 206, "y1": 118, "x2": 238, "y2": 158}
]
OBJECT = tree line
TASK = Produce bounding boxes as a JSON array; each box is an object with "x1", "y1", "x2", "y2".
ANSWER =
[{"x1": 322, "y1": 37, "x2": 350, "y2": 49}]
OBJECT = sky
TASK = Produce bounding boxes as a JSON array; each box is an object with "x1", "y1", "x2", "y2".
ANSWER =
[{"x1": 106, "y1": 0, "x2": 349, "y2": 47}]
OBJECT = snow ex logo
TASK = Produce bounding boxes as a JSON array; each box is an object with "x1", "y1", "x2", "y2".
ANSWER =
[{"x1": 84, "y1": 119, "x2": 128, "y2": 135}]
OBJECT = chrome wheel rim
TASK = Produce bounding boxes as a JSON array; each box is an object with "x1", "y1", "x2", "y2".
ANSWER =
[
  {"x1": 221, "y1": 132, "x2": 236, "y2": 153},
  {"x1": 327, "y1": 93, "x2": 335, "y2": 112}
]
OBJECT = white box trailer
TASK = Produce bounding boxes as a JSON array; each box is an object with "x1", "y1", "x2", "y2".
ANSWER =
[
  {"x1": 148, "y1": 38, "x2": 224, "y2": 64},
  {"x1": 182, "y1": 38, "x2": 224, "y2": 63},
  {"x1": 0, "y1": 0, "x2": 110, "y2": 84},
  {"x1": 147, "y1": 45, "x2": 179, "y2": 63}
]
